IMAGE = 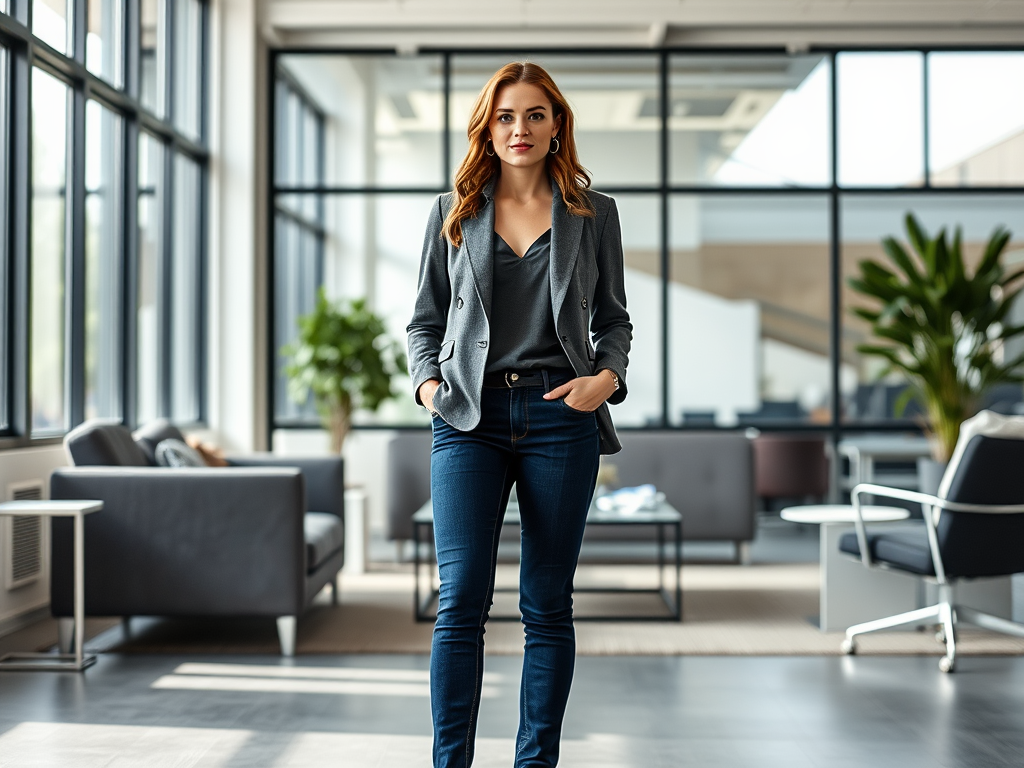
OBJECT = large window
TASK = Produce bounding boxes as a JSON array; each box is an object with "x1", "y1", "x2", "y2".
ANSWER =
[
  {"x1": 136, "y1": 131, "x2": 162, "y2": 424},
  {"x1": 669, "y1": 194, "x2": 831, "y2": 427},
  {"x1": 30, "y1": 67, "x2": 68, "y2": 435},
  {"x1": 269, "y1": 48, "x2": 1024, "y2": 437},
  {"x1": 273, "y1": 72, "x2": 324, "y2": 423},
  {"x1": 841, "y1": 195, "x2": 1024, "y2": 423},
  {"x1": 86, "y1": 0, "x2": 123, "y2": 86},
  {"x1": 670, "y1": 54, "x2": 831, "y2": 187},
  {"x1": 85, "y1": 99, "x2": 122, "y2": 421},
  {"x1": 1, "y1": 1, "x2": 208, "y2": 447}
]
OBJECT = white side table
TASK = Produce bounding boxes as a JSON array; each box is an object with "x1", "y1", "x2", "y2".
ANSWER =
[
  {"x1": 0, "y1": 500, "x2": 102, "y2": 671},
  {"x1": 781, "y1": 504, "x2": 918, "y2": 632}
]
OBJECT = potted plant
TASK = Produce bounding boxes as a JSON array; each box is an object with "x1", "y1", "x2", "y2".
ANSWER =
[
  {"x1": 848, "y1": 214, "x2": 1024, "y2": 475},
  {"x1": 282, "y1": 288, "x2": 408, "y2": 453}
]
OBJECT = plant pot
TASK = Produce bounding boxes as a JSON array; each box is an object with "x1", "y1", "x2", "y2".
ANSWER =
[{"x1": 917, "y1": 457, "x2": 948, "y2": 497}]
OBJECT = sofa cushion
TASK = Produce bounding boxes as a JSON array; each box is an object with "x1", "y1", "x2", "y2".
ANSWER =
[
  {"x1": 838, "y1": 522, "x2": 934, "y2": 575},
  {"x1": 65, "y1": 420, "x2": 150, "y2": 467},
  {"x1": 134, "y1": 419, "x2": 187, "y2": 466},
  {"x1": 305, "y1": 512, "x2": 344, "y2": 573},
  {"x1": 155, "y1": 439, "x2": 207, "y2": 468}
]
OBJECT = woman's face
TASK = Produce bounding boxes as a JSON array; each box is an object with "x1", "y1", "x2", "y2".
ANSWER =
[{"x1": 487, "y1": 82, "x2": 562, "y2": 168}]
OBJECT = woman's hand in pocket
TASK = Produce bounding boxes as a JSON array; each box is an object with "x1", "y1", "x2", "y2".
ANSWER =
[
  {"x1": 418, "y1": 379, "x2": 442, "y2": 413},
  {"x1": 542, "y1": 370, "x2": 616, "y2": 412}
]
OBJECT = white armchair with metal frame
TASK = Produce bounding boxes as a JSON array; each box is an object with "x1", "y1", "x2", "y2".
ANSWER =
[{"x1": 837, "y1": 411, "x2": 1024, "y2": 673}]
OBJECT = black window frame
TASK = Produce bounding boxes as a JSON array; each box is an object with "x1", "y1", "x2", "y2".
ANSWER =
[
  {"x1": 0, "y1": 0, "x2": 209, "y2": 450},
  {"x1": 0, "y1": 39, "x2": 9, "y2": 434},
  {"x1": 267, "y1": 45, "x2": 1024, "y2": 452}
]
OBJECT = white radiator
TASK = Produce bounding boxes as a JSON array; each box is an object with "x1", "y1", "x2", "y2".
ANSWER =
[{"x1": 4, "y1": 480, "x2": 44, "y2": 591}]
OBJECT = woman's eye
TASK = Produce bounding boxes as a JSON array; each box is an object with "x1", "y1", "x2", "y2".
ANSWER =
[
  {"x1": 498, "y1": 114, "x2": 512, "y2": 122},
  {"x1": 529, "y1": 113, "x2": 544, "y2": 120}
]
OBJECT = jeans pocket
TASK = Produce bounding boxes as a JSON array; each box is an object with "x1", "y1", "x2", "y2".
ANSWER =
[{"x1": 559, "y1": 397, "x2": 594, "y2": 415}]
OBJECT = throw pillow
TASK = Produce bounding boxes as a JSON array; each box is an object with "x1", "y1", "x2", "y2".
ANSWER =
[
  {"x1": 186, "y1": 435, "x2": 230, "y2": 467},
  {"x1": 154, "y1": 438, "x2": 207, "y2": 468}
]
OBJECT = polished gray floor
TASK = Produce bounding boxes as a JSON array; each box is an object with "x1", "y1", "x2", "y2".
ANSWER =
[{"x1": 2, "y1": 652, "x2": 1024, "y2": 766}]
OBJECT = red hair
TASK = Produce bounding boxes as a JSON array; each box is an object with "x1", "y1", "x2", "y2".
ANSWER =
[{"x1": 442, "y1": 61, "x2": 594, "y2": 247}]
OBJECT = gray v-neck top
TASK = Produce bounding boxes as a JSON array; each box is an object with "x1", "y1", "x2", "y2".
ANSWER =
[{"x1": 484, "y1": 228, "x2": 573, "y2": 374}]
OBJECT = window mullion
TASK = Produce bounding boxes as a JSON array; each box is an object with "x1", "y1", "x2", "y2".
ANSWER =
[
  {"x1": 72, "y1": 0, "x2": 86, "y2": 65},
  {"x1": 66, "y1": 79, "x2": 86, "y2": 427},
  {"x1": 159, "y1": 138, "x2": 172, "y2": 417},
  {"x1": 126, "y1": 0, "x2": 140, "y2": 102},
  {"x1": 123, "y1": 118, "x2": 140, "y2": 427},
  {"x1": 9, "y1": 40, "x2": 30, "y2": 436},
  {"x1": 163, "y1": 0, "x2": 173, "y2": 127}
]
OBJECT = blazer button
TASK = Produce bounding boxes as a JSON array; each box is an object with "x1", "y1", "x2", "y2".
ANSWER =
[
  {"x1": 581, "y1": 298, "x2": 588, "y2": 309},
  {"x1": 561, "y1": 335, "x2": 568, "y2": 341},
  {"x1": 456, "y1": 297, "x2": 464, "y2": 309},
  {"x1": 477, "y1": 340, "x2": 487, "y2": 348}
]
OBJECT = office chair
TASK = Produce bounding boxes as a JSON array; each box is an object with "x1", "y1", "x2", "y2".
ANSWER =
[{"x1": 838, "y1": 410, "x2": 1024, "y2": 672}]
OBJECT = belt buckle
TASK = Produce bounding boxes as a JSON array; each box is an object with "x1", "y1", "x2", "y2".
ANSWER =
[{"x1": 504, "y1": 371, "x2": 520, "y2": 387}]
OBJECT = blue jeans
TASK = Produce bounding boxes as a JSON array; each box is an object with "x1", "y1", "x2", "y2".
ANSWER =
[{"x1": 429, "y1": 370, "x2": 601, "y2": 768}]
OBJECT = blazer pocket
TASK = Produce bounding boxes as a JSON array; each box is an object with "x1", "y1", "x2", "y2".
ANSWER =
[{"x1": 438, "y1": 340, "x2": 455, "y2": 363}]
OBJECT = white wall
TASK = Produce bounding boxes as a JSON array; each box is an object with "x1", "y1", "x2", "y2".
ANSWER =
[
  {"x1": 205, "y1": 0, "x2": 269, "y2": 454},
  {"x1": 0, "y1": 447, "x2": 69, "y2": 637}
]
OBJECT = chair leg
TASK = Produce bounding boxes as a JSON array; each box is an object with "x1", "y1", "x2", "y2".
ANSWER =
[
  {"x1": 277, "y1": 616, "x2": 296, "y2": 657},
  {"x1": 842, "y1": 604, "x2": 942, "y2": 654},
  {"x1": 330, "y1": 577, "x2": 339, "y2": 606},
  {"x1": 57, "y1": 617, "x2": 74, "y2": 654},
  {"x1": 939, "y1": 602, "x2": 957, "y2": 673},
  {"x1": 957, "y1": 606, "x2": 1024, "y2": 638},
  {"x1": 737, "y1": 541, "x2": 752, "y2": 566}
]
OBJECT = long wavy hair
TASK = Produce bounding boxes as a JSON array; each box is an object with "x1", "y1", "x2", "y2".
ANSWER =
[{"x1": 442, "y1": 61, "x2": 594, "y2": 247}]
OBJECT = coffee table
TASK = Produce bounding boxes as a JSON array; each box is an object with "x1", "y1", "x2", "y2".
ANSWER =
[{"x1": 412, "y1": 498, "x2": 683, "y2": 622}]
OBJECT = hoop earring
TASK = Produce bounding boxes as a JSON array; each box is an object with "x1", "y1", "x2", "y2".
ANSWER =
[
  {"x1": 485, "y1": 139, "x2": 495, "y2": 157},
  {"x1": 549, "y1": 137, "x2": 560, "y2": 155}
]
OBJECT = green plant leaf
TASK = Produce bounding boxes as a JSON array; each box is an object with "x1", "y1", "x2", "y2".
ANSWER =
[{"x1": 848, "y1": 215, "x2": 1018, "y2": 450}]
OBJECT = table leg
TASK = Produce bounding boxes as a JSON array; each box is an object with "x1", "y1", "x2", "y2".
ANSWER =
[
  {"x1": 657, "y1": 523, "x2": 665, "y2": 592},
  {"x1": 74, "y1": 512, "x2": 84, "y2": 668},
  {"x1": 413, "y1": 522, "x2": 422, "y2": 621},
  {"x1": 675, "y1": 521, "x2": 683, "y2": 621}
]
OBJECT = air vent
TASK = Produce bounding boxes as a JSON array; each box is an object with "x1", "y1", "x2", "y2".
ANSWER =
[{"x1": 5, "y1": 480, "x2": 44, "y2": 591}]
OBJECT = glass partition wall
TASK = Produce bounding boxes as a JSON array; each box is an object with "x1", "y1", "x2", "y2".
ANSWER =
[
  {"x1": 269, "y1": 48, "x2": 1024, "y2": 437},
  {"x1": 1, "y1": 0, "x2": 208, "y2": 446}
]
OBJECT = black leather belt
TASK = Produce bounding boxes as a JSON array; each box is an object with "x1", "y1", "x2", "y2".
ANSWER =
[{"x1": 482, "y1": 368, "x2": 573, "y2": 389}]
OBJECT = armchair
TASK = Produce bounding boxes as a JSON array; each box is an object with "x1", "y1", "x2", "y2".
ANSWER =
[{"x1": 839, "y1": 411, "x2": 1024, "y2": 672}]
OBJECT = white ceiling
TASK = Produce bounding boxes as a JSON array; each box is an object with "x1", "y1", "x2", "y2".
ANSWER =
[{"x1": 263, "y1": 0, "x2": 1024, "y2": 49}]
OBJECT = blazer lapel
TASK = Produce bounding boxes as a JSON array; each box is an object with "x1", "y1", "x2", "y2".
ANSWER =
[
  {"x1": 549, "y1": 176, "x2": 584, "y2": 323},
  {"x1": 462, "y1": 179, "x2": 496, "y2": 320}
]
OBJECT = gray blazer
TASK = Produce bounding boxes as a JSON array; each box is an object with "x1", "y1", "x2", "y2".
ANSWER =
[{"x1": 406, "y1": 176, "x2": 632, "y2": 454}]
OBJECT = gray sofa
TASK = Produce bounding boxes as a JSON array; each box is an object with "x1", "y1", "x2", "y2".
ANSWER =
[
  {"x1": 49, "y1": 419, "x2": 345, "y2": 655},
  {"x1": 386, "y1": 429, "x2": 755, "y2": 554}
]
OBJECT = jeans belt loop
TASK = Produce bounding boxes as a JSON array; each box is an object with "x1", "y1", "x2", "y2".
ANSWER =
[{"x1": 542, "y1": 369, "x2": 550, "y2": 392}]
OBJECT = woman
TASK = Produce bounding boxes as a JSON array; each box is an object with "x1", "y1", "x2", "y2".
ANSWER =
[{"x1": 406, "y1": 61, "x2": 632, "y2": 768}]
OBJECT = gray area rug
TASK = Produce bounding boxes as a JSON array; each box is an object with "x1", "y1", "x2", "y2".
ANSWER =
[{"x1": 96, "y1": 564, "x2": 1024, "y2": 657}]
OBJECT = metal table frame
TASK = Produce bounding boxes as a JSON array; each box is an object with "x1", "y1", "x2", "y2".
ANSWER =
[
  {"x1": 412, "y1": 501, "x2": 683, "y2": 622},
  {"x1": 0, "y1": 500, "x2": 102, "y2": 672}
]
